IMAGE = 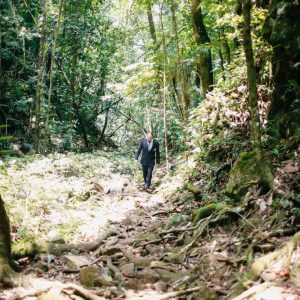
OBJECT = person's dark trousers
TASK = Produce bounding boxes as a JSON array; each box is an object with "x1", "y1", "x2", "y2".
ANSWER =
[{"x1": 142, "y1": 163, "x2": 154, "y2": 189}]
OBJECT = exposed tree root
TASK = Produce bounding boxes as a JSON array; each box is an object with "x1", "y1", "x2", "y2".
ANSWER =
[
  {"x1": 250, "y1": 231, "x2": 300, "y2": 279},
  {"x1": 231, "y1": 282, "x2": 276, "y2": 300},
  {"x1": 0, "y1": 262, "x2": 20, "y2": 288},
  {"x1": 63, "y1": 283, "x2": 105, "y2": 300},
  {"x1": 12, "y1": 230, "x2": 116, "y2": 258},
  {"x1": 159, "y1": 286, "x2": 201, "y2": 299}
]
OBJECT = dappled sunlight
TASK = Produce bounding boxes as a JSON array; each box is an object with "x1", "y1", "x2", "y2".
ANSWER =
[{"x1": 0, "y1": 152, "x2": 163, "y2": 244}]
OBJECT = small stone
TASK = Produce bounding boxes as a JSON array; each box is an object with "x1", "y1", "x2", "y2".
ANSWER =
[
  {"x1": 137, "y1": 268, "x2": 160, "y2": 283},
  {"x1": 154, "y1": 268, "x2": 182, "y2": 283},
  {"x1": 94, "y1": 274, "x2": 114, "y2": 287},
  {"x1": 49, "y1": 236, "x2": 65, "y2": 244},
  {"x1": 154, "y1": 281, "x2": 167, "y2": 292},
  {"x1": 99, "y1": 246, "x2": 122, "y2": 256},
  {"x1": 120, "y1": 263, "x2": 135, "y2": 277},
  {"x1": 80, "y1": 266, "x2": 100, "y2": 287},
  {"x1": 32, "y1": 261, "x2": 48, "y2": 271},
  {"x1": 63, "y1": 255, "x2": 90, "y2": 269},
  {"x1": 124, "y1": 278, "x2": 144, "y2": 290}
]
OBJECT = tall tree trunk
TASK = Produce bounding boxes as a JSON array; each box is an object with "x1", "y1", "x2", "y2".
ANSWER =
[
  {"x1": 263, "y1": 0, "x2": 300, "y2": 137},
  {"x1": 44, "y1": 0, "x2": 64, "y2": 151},
  {"x1": 147, "y1": 4, "x2": 157, "y2": 44},
  {"x1": 190, "y1": 0, "x2": 213, "y2": 99},
  {"x1": 242, "y1": 0, "x2": 274, "y2": 190},
  {"x1": 170, "y1": 0, "x2": 190, "y2": 126},
  {"x1": 0, "y1": 195, "x2": 17, "y2": 286},
  {"x1": 160, "y1": 3, "x2": 169, "y2": 170},
  {"x1": 33, "y1": 0, "x2": 47, "y2": 152}
]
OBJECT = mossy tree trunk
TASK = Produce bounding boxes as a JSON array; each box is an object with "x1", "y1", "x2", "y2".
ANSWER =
[
  {"x1": 0, "y1": 195, "x2": 17, "y2": 285},
  {"x1": 190, "y1": 0, "x2": 213, "y2": 99},
  {"x1": 242, "y1": 0, "x2": 274, "y2": 190},
  {"x1": 170, "y1": 0, "x2": 190, "y2": 127},
  {"x1": 263, "y1": 0, "x2": 300, "y2": 137}
]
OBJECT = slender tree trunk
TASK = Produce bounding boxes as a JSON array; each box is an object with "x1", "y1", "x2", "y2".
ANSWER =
[
  {"x1": 44, "y1": 0, "x2": 64, "y2": 150},
  {"x1": 70, "y1": 38, "x2": 78, "y2": 122},
  {"x1": 190, "y1": 0, "x2": 213, "y2": 98},
  {"x1": 220, "y1": 28, "x2": 231, "y2": 64},
  {"x1": 98, "y1": 108, "x2": 109, "y2": 146},
  {"x1": 170, "y1": 0, "x2": 190, "y2": 126},
  {"x1": 33, "y1": 0, "x2": 47, "y2": 152},
  {"x1": 242, "y1": 0, "x2": 273, "y2": 189},
  {"x1": 160, "y1": 3, "x2": 169, "y2": 170}
]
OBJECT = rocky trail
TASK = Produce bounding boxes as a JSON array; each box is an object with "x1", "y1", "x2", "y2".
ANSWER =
[{"x1": 1, "y1": 152, "x2": 300, "y2": 300}]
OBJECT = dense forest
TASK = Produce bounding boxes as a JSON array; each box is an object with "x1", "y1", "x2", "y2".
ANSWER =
[{"x1": 0, "y1": 0, "x2": 300, "y2": 299}]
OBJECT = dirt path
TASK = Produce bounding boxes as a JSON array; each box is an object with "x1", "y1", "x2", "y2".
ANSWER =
[
  {"x1": 0, "y1": 152, "x2": 177, "y2": 299},
  {"x1": 2, "y1": 153, "x2": 300, "y2": 300}
]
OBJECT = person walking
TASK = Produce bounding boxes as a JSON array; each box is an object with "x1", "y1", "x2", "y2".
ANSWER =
[{"x1": 135, "y1": 132, "x2": 160, "y2": 193}]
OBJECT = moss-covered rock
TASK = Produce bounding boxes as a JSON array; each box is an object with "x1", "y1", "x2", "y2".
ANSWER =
[{"x1": 225, "y1": 151, "x2": 260, "y2": 201}]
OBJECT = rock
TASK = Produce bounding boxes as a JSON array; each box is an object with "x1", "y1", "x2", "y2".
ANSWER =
[
  {"x1": 63, "y1": 255, "x2": 90, "y2": 269},
  {"x1": 145, "y1": 244, "x2": 159, "y2": 255},
  {"x1": 120, "y1": 263, "x2": 135, "y2": 277},
  {"x1": 37, "y1": 287, "x2": 65, "y2": 300},
  {"x1": 32, "y1": 261, "x2": 48, "y2": 271},
  {"x1": 80, "y1": 266, "x2": 100, "y2": 287},
  {"x1": 137, "y1": 268, "x2": 160, "y2": 284},
  {"x1": 154, "y1": 281, "x2": 167, "y2": 292},
  {"x1": 105, "y1": 236, "x2": 119, "y2": 247},
  {"x1": 163, "y1": 252, "x2": 185, "y2": 264},
  {"x1": 153, "y1": 268, "x2": 183, "y2": 283},
  {"x1": 193, "y1": 288, "x2": 218, "y2": 300},
  {"x1": 49, "y1": 236, "x2": 65, "y2": 244},
  {"x1": 291, "y1": 264, "x2": 300, "y2": 287},
  {"x1": 124, "y1": 278, "x2": 144, "y2": 290},
  {"x1": 225, "y1": 151, "x2": 260, "y2": 200},
  {"x1": 94, "y1": 274, "x2": 114, "y2": 287},
  {"x1": 119, "y1": 238, "x2": 137, "y2": 246},
  {"x1": 99, "y1": 246, "x2": 122, "y2": 256},
  {"x1": 125, "y1": 254, "x2": 152, "y2": 268},
  {"x1": 102, "y1": 177, "x2": 130, "y2": 196}
]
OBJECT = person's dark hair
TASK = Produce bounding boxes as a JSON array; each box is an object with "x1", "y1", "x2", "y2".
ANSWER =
[{"x1": 147, "y1": 131, "x2": 154, "y2": 137}]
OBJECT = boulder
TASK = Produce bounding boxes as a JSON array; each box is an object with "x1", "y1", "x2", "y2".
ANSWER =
[{"x1": 225, "y1": 151, "x2": 260, "y2": 200}]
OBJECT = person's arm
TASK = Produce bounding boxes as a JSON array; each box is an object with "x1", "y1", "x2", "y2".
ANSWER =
[
  {"x1": 156, "y1": 141, "x2": 160, "y2": 164},
  {"x1": 135, "y1": 140, "x2": 143, "y2": 160}
]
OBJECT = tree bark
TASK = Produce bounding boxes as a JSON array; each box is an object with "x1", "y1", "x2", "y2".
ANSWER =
[
  {"x1": 44, "y1": 0, "x2": 64, "y2": 151},
  {"x1": 160, "y1": 3, "x2": 169, "y2": 170},
  {"x1": 190, "y1": 0, "x2": 213, "y2": 99},
  {"x1": 147, "y1": 4, "x2": 157, "y2": 44},
  {"x1": 170, "y1": 0, "x2": 190, "y2": 126},
  {"x1": 33, "y1": 0, "x2": 47, "y2": 152},
  {"x1": 0, "y1": 195, "x2": 17, "y2": 286},
  {"x1": 263, "y1": 0, "x2": 300, "y2": 136},
  {"x1": 242, "y1": 0, "x2": 274, "y2": 190}
]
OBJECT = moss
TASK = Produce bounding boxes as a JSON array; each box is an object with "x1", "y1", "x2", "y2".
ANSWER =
[
  {"x1": 12, "y1": 240, "x2": 46, "y2": 259},
  {"x1": 193, "y1": 202, "x2": 227, "y2": 225},
  {"x1": 225, "y1": 151, "x2": 260, "y2": 201}
]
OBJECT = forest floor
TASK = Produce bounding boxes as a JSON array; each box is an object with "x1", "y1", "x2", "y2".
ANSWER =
[{"x1": 0, "y1": 151, "x2": 300, "y2": 300}]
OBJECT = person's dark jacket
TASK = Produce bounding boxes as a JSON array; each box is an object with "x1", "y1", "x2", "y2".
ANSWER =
[{"x1": 135, "y1": 138, "x2": 160, "y2": 166}]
